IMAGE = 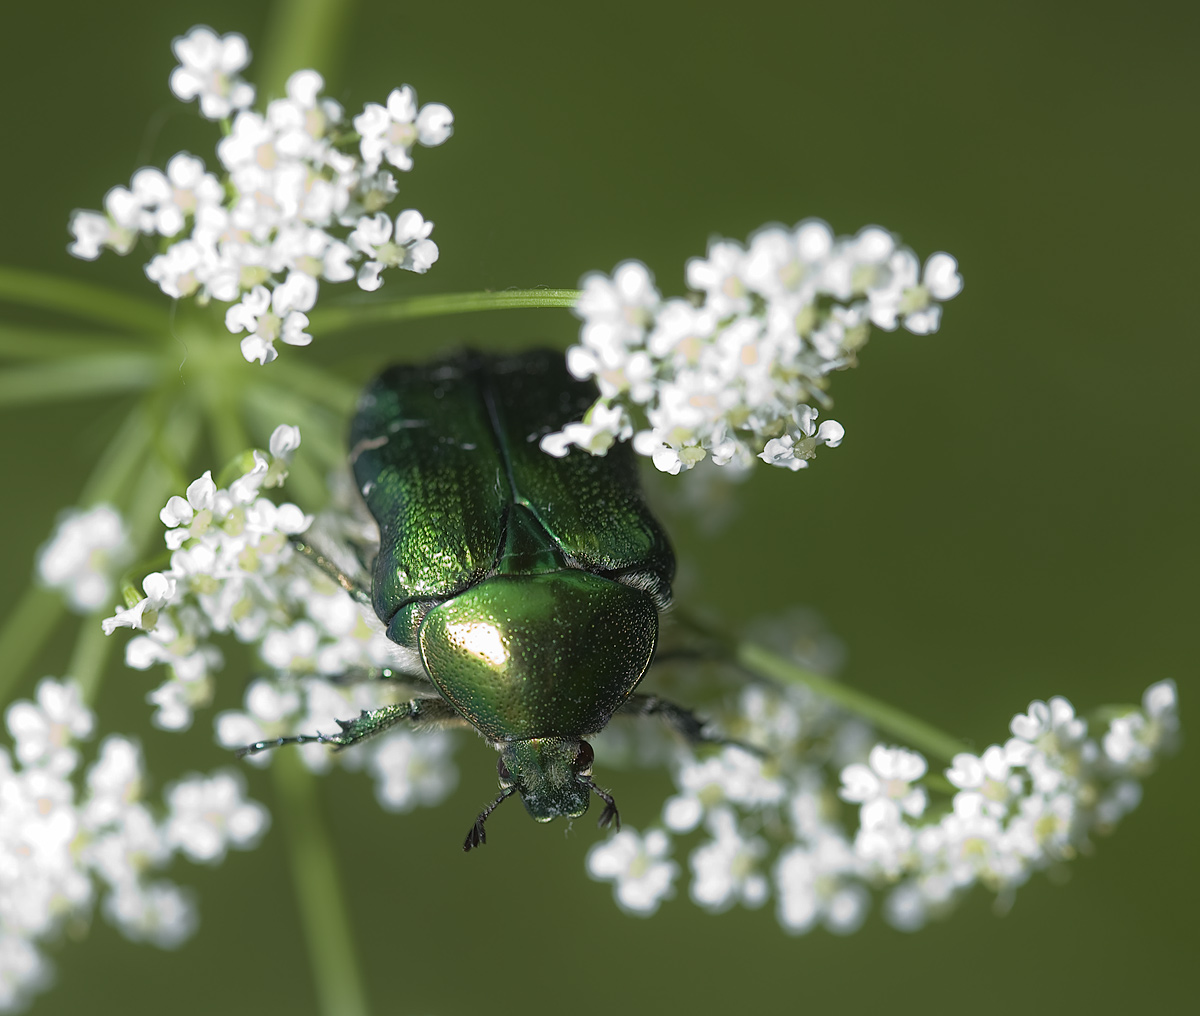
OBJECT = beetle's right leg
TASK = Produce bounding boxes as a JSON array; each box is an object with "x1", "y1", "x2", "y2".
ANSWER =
[
  {"x1": 616, "y1": 694, "x2": 765, "y2": 757},
  {"x1": 288, "y1": 536, "x2": 372, "y2": 608},
  {"x1": 235, "y1": 695, "x2": 468, "y2": 759}
]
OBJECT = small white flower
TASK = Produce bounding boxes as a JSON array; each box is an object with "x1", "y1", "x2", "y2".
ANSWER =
[
  {"x1": 663, "y1": 745, "x2": 786, "y2": 833},
  {"x1": 1005, "y1": 791, "x2": 1078, "y2": 863},
  {"x1": 367, "y1": 730, "x2": 458, "y2": 812},
  {"x1": 945, "y1": 745, "x2": 1023, "y2": 818},
  {"x1": 215, "y1": 678, "x2": 303, "y2": 766},
  {"x1": 67, "y1": 186, "x2": 144, "y2": 259},
  {"x1": 36, "y1": 504, "x2": 132, "y2": 612},
  {"x1": 775, "y1": 833, "x2": 868, "y2": 935},
  {"x1": 83, "y1": 736, "x2": 145, "y2": 828},
  {"x1": 163, "y1": 770, "x2": 270, "y2": 864},
  {"x1": 225, "y1": 278, "x2": 317, "y2": 365},
  {"x1": 1094, "y1": 779, "x2": 1142, "y2": 831},
  {"x1": 131, "y1": 153, "x2": 223, "y2": 237},
  {"x1": 349, "y1": 210, "x2": 439, "y2": 290},
  {"x1": 354, "y1": 86, "x2": 454, "y2": 172},
  {"x1": 686, "y1": 239, "x2": 751, "y2": 317},
  {"x1": 0, "y1": 936, "x2": 50, "y2": 1012},
  {"x1": 574, "y1": 261, "x2": 661, "y2": 361},
  {"x1": 900, "y1": 253, "x2": 964, "y2": 335},
  {"x1": 839, "y1": 744, "x2": 928, "y2": 826},
  {"x1": 102, "y1": 880, "x2": 197, "y2": 949},
  {"x1": 539, "y1": 401, "x2": 634, "y2": 458},
  {"x1": 688, "y1": 809, "x2": 769, "y2": 912},
  {"x1": 101, "y1": 572, "x2": 177, "y2": 634},
  {"x1": 169, "y1": 26, "x2": 255, "y2": 120},
  {"x1": 5, "y1": 679, "x2": 93, "y2": 776},
  {"x1": 586, "y1": 828, "x2": 678, "y2": 916},
  {"x1": 1103, "y1": 679, "x2": 1180, "y2": 770}
]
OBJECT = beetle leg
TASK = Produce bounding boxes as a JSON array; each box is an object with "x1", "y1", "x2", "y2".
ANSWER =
[
  {"x1": 288, "y1": 536, "x2": 373, "y2": 607},
  {"x1": 463, "y1": 787, "x2": 515, "y2": 852},
  {"x1": 235, "y1": 696, "x2": 468, "y2": 759},
  {"x1": 616, "y1": 694, "x2": 765, "y2": 758}
]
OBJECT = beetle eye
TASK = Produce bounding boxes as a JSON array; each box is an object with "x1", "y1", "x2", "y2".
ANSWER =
[
  {"x1": 497, "y1": 756, "x2": 513, "y2": 785},
  {"x1": 574, "y1": 741, "x2": 595, "y2": 776}
]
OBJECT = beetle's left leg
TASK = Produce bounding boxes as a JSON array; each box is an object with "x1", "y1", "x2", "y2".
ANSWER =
[
  {"x1": 616, "y1": 694, "x2": 764, "y2": 756},
  {"x1": 288, "y1": 536, "x2": 372, "y2": 607},
  {"x1": 235, "y1": 696, "x2": 468, "y2": 759}
]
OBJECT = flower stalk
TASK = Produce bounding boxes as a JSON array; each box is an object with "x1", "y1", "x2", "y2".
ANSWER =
[{"x1": 272, "y1": 752, "x2": 371, "y2": 1016}]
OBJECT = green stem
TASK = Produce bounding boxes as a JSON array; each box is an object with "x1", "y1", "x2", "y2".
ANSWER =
[
  {"x1": 0, "y1": 398, "x2": 161, "y2": 707},
  {"x1": 675, "y1": 610, "x2": 970, "y2": 763},
  {"x1": 68, "y1": 618, "x2": 116, "y2": 705},
  {"x1": 257, "y1": 0, "x2": 358, "y2": 100},
  {"x1": 310, "y1": 289, "x2": 582, "y2": 336},
  {"x1": 734, "y1": 640, "x2": 969, "y2": 763},
  {"x1": 79, "y1": 401, "x2": 154, "y2": 506},
  {"x1": 0, "y1": 587, "x2": 65, "y2": 707},
  {"x1": 272, "y1": 753, "x2": 370, "y2": 1016},
  {"x1": 0, "y1": 354, "x2": 159, "y2": 407},
  {"x1": 0, "y1": 265, "x2": 165, "y2": 333}
]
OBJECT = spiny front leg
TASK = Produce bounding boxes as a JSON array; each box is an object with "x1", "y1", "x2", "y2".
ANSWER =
[
  {"x1": 289, "y1": 535, "x2": 373, "y2": 607},
  {"x1": 616, "y1": 693, "x2": 765, "y2": 757},
  {"x1": 235, "y1": 696, "x2": 467, "y2": 759}
]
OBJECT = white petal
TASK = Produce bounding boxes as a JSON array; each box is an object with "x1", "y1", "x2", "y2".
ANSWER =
[
  {"x1": 923, "y1": 252, "x2": 963, "y2": 299},
  {"x1": 416, "y1": 103, "x2": 454, "y2": 145}
]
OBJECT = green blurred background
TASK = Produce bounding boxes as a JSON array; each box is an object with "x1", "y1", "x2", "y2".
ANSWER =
[{"x1": 1, "y1": 0, "x2": 1195, "y2": 1012}]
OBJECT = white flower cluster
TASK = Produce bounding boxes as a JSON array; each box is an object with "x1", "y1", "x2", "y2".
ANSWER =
[
  {"x1": 586, "y1": 678, "x2": 1179, "y2": 930},
  {"x1": 68, "y1": 25, "x2": 453, "y2": 365},
  {"x1": 543, "y1": 221, "x2": 963, "y2": 474},
  {"x1": 101, "y1": 425, "x2": 459, "y2": 815},
  {"x1": 0, "y1": 678, "x2": 267, "y2": 1013},
  {"x1": 35, "y1": 504, "x2": 132, "y2": 613}
]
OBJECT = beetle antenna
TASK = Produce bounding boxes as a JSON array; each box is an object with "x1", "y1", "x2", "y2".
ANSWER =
[
  {"x1": 583, "y1": 778, "x2": 621, "y2": 831},
  {"x1": 235, "y1": 732, "x2": 338, "y2": 759},
  {"x1": 463, "y1": 787, "x2": 515, "y2": 852}
]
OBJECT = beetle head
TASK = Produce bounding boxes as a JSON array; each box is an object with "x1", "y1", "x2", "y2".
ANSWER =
[
  {"x1": 498, "y1": 737, "x2": 594, "y2": 822},
  {"x1": 463, "y1": 737, "x2": 621, "y2": 851}
]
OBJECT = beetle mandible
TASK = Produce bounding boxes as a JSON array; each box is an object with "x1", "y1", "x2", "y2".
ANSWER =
[{"x1": 240, "y1": 349, "x2": 733, "y2": 850}]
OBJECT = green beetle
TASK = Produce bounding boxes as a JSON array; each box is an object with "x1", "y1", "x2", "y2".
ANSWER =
[{"x1": 240, "y1": 349, "x2": 728, "y2": 849}]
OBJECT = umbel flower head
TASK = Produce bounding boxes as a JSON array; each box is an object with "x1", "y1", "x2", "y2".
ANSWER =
[
  {"x1": 586, "y1": 677, "x2": 1180, "y2": 932},
  {"x1": 68, "y1": 25, "x2": 454, "y2": 365},
  {"x1": 542, "y1": 221, "x2": 963, "y2": 474},
  {"x1": 0, "y1": 678, "x2": 269, "y2": 1013}
]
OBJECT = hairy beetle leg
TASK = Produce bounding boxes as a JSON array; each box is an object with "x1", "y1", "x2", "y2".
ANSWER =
[
  {"x1": 617, "y1": 693, "x2": 767, "y2": 759},
  {"x1": 583, "y1": 778, "x2": 621, "y2": 831},
  {"x1": 463, "y1": 787, "x2": 515, "y2": 852},
  {"x1": 235, "y1": 696, "x2": 469, "y2": 759},
  {"x1": 288, "y1": 536, "x2": 373, "y2": 607}
]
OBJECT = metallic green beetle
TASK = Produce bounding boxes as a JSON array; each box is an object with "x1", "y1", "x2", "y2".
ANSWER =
[{"x1": 240, "y1": 349, "x2": 726, "y2": 849}]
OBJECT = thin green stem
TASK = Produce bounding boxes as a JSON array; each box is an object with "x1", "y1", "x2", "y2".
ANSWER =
[
  {"x1": 79, "y1": 401, "x2": 154, "y2": 506},
  {"x1": 310, "y1": 289, "x2": 582, "y2": 336},
  {"x1": 0, "y1": 354, "x2": 159, "y2": 407},
  {"x1": 272, "y1": 753, "x2": 370, "y2": 1016},
  {"x1": 0, "y1": 326, "x2": 143, "y2": 360},
  {"x1": 0, "y1": 399, "x2": 162, "y2": 707},
  {"x1": 673, "y1": 611, "x2": 970, "y2": 763},
  {"x1": 734, "y1": 640, "x2": 969, "y2": 763},
  {"x1": 68, "y1": 619, "x2": 116, "y2": 705},
  {"x1": 257, "y1": 0, "x2": 359, "y2": 100},
  {"x1": 0, "y1": 587, "x2": 65, "y2": 707},
  {"x1": 0, "y1": 265, "x2": 165, "y2": 334}
]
